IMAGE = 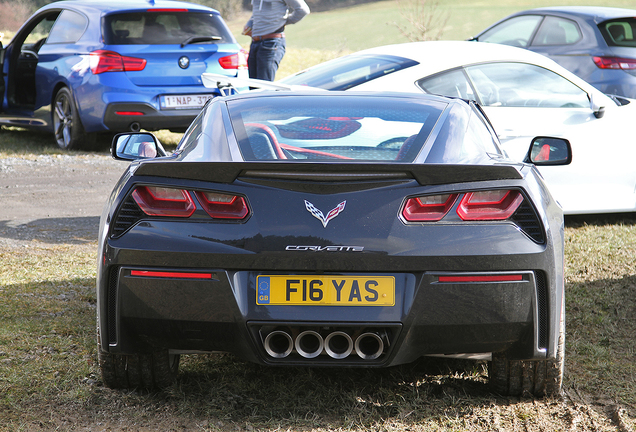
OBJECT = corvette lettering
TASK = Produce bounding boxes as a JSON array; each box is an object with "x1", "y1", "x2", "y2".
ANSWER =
[{"x1": 286, "y1": 245, "x2": 364, "y2": 252}]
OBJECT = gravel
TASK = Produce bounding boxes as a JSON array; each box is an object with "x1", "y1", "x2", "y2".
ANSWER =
[{"x1": 0, "y1": 153, "x2": 125, "y2": 247}]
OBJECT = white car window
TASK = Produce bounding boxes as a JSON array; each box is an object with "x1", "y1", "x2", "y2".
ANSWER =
[
  {"x1": 416, "y1": 68, "x2": 476, "y2": 100},
  {"x1": 465, "y1": 62, "x2": 589, "y2": 108},
  {"x1": 478, "y1": 15, "x2": 543, "y2": 48}
]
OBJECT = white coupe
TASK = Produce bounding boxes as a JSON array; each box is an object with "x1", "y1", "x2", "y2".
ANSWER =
[{"x1": 271, "y1": 41, "x2": 636, "y2": 215}]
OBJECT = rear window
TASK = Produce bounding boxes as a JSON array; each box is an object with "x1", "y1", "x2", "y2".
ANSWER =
[
  {"x1": 599, "y1": 18, "x2": 636, "y2": 47},
  {"x1": 103, "y1": 12, "x2": 234, "y2": 45},
  {"x1": 227, "y1": 96, "x2": 444, "y2": 163},
  {"x1": 279, "y1": 54, "x2": 419, "y2": 90}
]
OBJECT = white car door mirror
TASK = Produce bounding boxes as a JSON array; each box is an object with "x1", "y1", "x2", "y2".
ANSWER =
[
  {"x1": 112, "y1": 132, "x2": 167, "y2": 161},
  {"x1": 527, "y1": 137, "x2": 571, "y2": 165},
  {"x1": 590, "y1": 92, "x2": 605, "y2": 118}
]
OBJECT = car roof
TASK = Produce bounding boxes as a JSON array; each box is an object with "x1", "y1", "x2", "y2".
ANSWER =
[
  {"x1": 221, "y1": 89, "x2": 459, "y2": 106},
  {"x1": 347, "y1": 40, "x2": 577, "y2": 77},
  {"x1": 281, "y1": 41, "x2": 602, "y2": 98},
  {"x1": 38, "y1": 0, "x2": 217, "y2": 15},
  {"x1": 512, "y1": 6, "x2": 636, "y2": 22}
]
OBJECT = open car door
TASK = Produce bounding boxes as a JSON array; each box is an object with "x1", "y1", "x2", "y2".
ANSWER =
[{"x1": 0, "y1": 39, "x2": 5, "y2": 114}]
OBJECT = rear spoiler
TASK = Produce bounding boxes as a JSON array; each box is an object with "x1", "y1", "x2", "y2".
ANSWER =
[
  {"x1": 133, "y1": 161, "x2": 523, "y2": 186},
  {"x1": 202, "y1": 73, "x2": 324, "y2": 95}
]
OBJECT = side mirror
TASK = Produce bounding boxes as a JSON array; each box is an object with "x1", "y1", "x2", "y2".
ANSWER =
[
  {"x1": 527, "y1": 137, "x2": 572, "y2": 166},
  {"x1": 111, "y1": 132, "x2": 167, "y2": 161},
  {"x1": 590, "y1": 92, "x2": 605, "y2": 119}
]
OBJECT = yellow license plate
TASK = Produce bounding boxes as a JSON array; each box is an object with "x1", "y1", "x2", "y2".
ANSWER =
[{"x1": 256, "y1": 275, "x2": 395, "y2": 306}]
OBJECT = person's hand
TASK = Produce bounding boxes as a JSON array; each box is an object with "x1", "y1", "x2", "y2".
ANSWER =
[{"x1": 242, "y1": 25, "x2": 252, "y2": 36}]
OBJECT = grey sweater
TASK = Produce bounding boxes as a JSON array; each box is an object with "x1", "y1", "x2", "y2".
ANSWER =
[{"x1": 245, "y1": 0, "x2": 310, "y2": 37}]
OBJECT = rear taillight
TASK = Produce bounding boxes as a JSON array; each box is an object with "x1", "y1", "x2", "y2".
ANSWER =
[
  {"x1": 194, "y1": 191, "x2": 249, "y2": 219},
  {"x1": 457, "y1": 190, "x2": 523, "y2": 221},
  {"x1": 132, "y1": 186, "x2": 196, "y2": 217},
  {"x1": 130, "y1": 186, "x2": 250, "y2": 220},
  {"x1": 218, "y1": 49, "x2": 248, "y2": 70},
  {"x1": 89, "y1": 50, "x2": 147, "y2": 74},
  {"x1": 592, "y1": 56, "x2": 636, "y2": 70},
  {"x1": 402, "y1": 190, "x2": 523, "y2": 222},
  {"x1": 402, "y1": 194, "x2": 458, "y2": 222}
]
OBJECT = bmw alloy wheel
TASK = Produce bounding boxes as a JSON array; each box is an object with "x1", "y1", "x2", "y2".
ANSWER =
[{"x1": 52, "y1": 87, "x2": 93, "y2": 150}]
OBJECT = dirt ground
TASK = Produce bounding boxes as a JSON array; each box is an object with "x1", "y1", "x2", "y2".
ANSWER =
[
  {"x1": 0, "y1": 153, "x2": 634, "y2": 431},
  {"x1": 0, "y1": 152, "x2": 123, "y2": 247}
]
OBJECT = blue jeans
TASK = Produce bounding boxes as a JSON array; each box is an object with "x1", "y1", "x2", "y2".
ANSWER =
[{"x1": 248, "y1": 37, "x2": 286, "y2": 81}]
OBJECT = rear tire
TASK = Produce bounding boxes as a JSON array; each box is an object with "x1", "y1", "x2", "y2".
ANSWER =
[
  {"x1": 489, "y1": 301, "x2": 565, "y2": 397},
  {"x1": 52, "y1": 87, "x2": 95, "y2": 150},
  {"x1": 97, "y1": 329, "x2": 179, "y2": 389}
]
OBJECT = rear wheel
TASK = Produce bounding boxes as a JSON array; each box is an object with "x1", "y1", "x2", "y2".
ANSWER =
[
  {"x1": 97, "y1": 329, "x2": 179, "y2": 389},
  {"x1": 52, "y1": 87, "x2": 94, "y2": 150},
  {"x1": 489, "y1": 302, "x2": 565, "y2": 397}
]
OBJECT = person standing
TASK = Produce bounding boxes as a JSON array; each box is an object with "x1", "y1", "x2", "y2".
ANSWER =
[{"x1": 242, "y1": 0, "x2": 310, "y2": 81}]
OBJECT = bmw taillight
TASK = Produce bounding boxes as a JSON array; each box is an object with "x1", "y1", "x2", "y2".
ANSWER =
[
  {"x1": 402, "y1": 194, "x2": 458, "y2": 222},
  {"x1": 132, "y1": 186, "x2": 196, "y2": 217},
  {"x1": 457, "y1": 190, "x2": 523, "y2": 221},
  {"x1": 194, "y1": 191, "x2": 249, "y2": 219},
  {"x1": 402, "y1": 190, "x2": 523, "y2": 222},
  {"x1": 218, "y1": 49, "x2": 248, "y2": 70},
  {"x1": 90, "y1": 50, "x2": 147, "y2": 74},
  {"x1": 592, "y1": 56, "x2": 636, "y2": 70}
]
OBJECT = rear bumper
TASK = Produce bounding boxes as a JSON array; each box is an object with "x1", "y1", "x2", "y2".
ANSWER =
[
  {"x1": 103, "y1": 102, "x2": 205, "y2": 132},
  {"x1": 103, "y1": 265, "x2": 551, "y2": 366}
]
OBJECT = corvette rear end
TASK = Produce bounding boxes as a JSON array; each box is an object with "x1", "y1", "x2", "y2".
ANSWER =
[{"x1": 97, "y1": 92, "x2": 566, "y2": 396}]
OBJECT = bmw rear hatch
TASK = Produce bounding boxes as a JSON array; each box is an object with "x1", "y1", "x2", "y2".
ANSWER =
[{"x1": 100, "y1": 8, "x2": 245, "y2": 87}]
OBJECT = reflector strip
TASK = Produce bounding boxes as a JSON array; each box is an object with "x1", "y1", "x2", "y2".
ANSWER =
[
  {"x1": 131, "y1": 270, "x2": 212, "y2": 279},
  {"x1": 115, "y1": 111, "x2": 144, "y2": 116},
  {"x1": 438, "y1": 275, "x2": 523, "y2": 283}
]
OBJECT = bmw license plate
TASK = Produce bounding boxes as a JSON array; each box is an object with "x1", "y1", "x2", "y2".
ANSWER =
[
  {"x1": 160, "y1": 94, "x2": 214, "y2": 110},
  {"x1": 256, "y1": 275, "x2": 395, "y2": 306}
]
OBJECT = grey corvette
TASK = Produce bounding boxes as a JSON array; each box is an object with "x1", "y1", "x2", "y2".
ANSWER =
[{"x1": 97, "y1": 91, "x2": 567, "y2": 396}]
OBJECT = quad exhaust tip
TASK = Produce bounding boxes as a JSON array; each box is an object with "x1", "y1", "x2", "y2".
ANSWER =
[
  {"x1": 264, "y1": 330, "x2": 293, "y2": 358},
  {"x1": 325, "y1": 331, "x2": 354, "y2": 359},
  {"x1": 262, "y1": 328, "x2": 386, "y2": 360},
  {"x1": 295, "y1": 330, "x2": 324, "y2": 358},
  {"x1": 355, "y1": 332, "x2": 384, "y2": 360}
]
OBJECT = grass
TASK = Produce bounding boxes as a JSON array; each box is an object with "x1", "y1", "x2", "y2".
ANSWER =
[
  {"x1": 563, "y1": 216, "x2": 636, "y2": 401},
  {"x1": 0, "y1": 128, "x2": 65, "y2": 157}
]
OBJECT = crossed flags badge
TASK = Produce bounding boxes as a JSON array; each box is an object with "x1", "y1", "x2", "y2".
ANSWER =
[{"x1": 304, "y1": 200, "x2": 347, "y2": 228}]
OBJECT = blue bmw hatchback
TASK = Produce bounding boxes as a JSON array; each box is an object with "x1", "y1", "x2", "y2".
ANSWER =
[{"x1": 0, "y1": 0, "x2": 246, "y2": 149}]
